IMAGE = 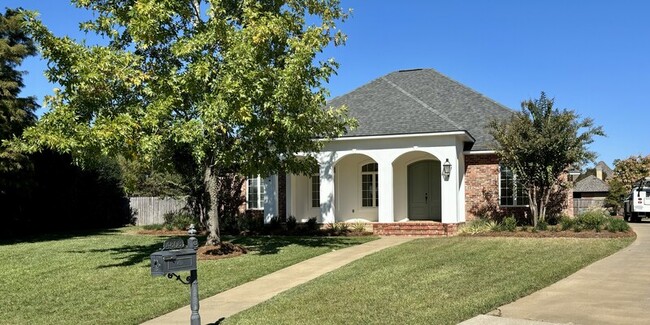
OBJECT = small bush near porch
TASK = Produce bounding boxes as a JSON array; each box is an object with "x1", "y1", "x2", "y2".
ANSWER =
[
  {"x1": 225, "y1": 236, "x2": 633, "y2": 325},
  {"x1": 0, "y1": 229, "x2": 375, "y2": 324}
]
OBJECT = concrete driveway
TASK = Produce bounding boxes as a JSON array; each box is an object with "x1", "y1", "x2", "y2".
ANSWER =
[{"x1": 463, "y1": 222, "x2": 650, "y2": 325}]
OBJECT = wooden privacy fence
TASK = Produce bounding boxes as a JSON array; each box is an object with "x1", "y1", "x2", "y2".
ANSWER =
[
  {"x1": 130, "y1": 196, "x2": 187, "y2": 226},
  {"x1": 573, "y1": 198, "x2": 606, "y2": 216}
]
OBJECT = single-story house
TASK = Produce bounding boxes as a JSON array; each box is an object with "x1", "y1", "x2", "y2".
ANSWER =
[
  {"x1": 249, "y1": 68, "x2": 572, "y2": 235},
  {"x1": 572, "y1": 161, "x2": 612, "y2": 214}
]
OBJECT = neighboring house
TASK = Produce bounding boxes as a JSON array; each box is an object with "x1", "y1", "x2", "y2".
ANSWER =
[
  {"x1": 572, "y1": 161, "x2": 612, "y2": 214},
  {"x1": 254, "y1": 68, "x2": 572, "y2": 234}
]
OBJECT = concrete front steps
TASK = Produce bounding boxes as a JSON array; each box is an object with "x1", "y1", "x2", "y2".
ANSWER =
[{"x1": 372, "y1": 222, "x2": 459, "y2": 236}]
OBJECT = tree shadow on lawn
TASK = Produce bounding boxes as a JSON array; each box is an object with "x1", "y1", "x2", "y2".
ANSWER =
[
  {"x1": 0, "y1": 228, "x2": 122, "y2": 246},
  {"x1": 70, "y1": 236, "x2": 365, "y2": 269},
  {"x1": 230, "y1": 236, "x2": 365, "y2": 255}
]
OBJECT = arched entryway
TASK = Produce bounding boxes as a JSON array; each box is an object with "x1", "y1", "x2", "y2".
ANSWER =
[{"x1": 407, "y1": 160, "x2": 441, "y2": 221}]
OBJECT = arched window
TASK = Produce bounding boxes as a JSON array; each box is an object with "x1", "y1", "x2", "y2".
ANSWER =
[{"x1": 361, "y1": 163, "x2": 379, "y2": 207}]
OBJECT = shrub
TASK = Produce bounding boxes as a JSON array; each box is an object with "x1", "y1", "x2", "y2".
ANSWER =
[
  {"x1": 458, "y1": 219, "x2": 493, "y2": 234},
  {"x1": 351, "y1": 222, "x2": 367, "y2": 233},
  {"x1": 163, "y1": 210, "x2": 196, "y2": 230},
  {"x1": 535, "y1": 220, "x2": 548, "y2": 231},
  {"x1": 305, "y1": 217, "x2": 319, "y2": 232},
  {"x1": 576, "y1": 209, "x2": 609, "y2": 232},
  {"x1": 238, "y1": 211, "x2": 264, "y2": 233},
  {"x1": 605, "y1": 218, "x2": 631, "y2": 233},
  {"x1": 327, "y1": 222, "x2": 350, "y2": 236},
  {"x1": 560, "y1": 216, "x2": 575, "y2": 231},
  {"x1": 503, "y1": 216, "x2": 517, "y2": 232},
  {"x1": 286, "y1": 216, "x2": 297, "y2": 231},
  {"x1": 268, "y1": 216, "x2": 282, "y2": 230}
]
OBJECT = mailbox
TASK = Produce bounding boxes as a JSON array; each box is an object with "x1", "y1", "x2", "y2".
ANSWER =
[{"x1": 150, "y1": 248, "x2": 197, "y2": 276}]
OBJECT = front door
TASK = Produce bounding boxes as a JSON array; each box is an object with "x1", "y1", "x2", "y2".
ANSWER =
[{"x1": 408, "y1": 160, "x2": 441, "y2": 221}]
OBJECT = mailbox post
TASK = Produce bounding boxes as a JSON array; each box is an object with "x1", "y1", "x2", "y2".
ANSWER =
[{"x1": 150, "y1": 224, "x2": 201, "y2": 325}]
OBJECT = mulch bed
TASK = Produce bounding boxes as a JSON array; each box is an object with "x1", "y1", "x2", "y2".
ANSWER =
[
  {"x1": 465, "y1": 230, "x2": 636, "y2": 238},
  {"x1": 197, "y1": 242, "x2": 248, "y2": 260}
]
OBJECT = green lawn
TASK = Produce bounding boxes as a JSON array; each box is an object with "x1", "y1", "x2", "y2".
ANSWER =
[
  {"x1": 0, "y1": 228, "x2": 375, "y2": 324},
  {"x1": 226, "y1": 236, "x2": 634, "y2": 325}
]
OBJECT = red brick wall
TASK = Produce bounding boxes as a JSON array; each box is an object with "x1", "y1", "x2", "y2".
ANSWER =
[
  {"x1": 464, "y1": 153, "x2": 573, "y2": 221},
  {"x1": 464, "y1": 154, "x2": 528, "y2": 221}
]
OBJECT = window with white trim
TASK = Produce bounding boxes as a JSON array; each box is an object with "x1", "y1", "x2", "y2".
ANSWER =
[
  {"x1": 247, "y1": 175, "x2": 266, "y2": 210},
  {"x1": 499, "y1": 165, "x2": 529, "y2": 206},
  {"x1": 311, "y1": 174, "x2": 320, "y2": 208},
  {"x1": 361, "y1": 163, "x2": 379, "y2": 207}
]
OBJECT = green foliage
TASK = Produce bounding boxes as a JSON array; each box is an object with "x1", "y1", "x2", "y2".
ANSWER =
[
  {"x1": 268, "y1": 216, "x2": 282, "y2": 230},
  {"x1": 489, "y1": 92, "x2": 604, "y2": 226},
  {"x1": 327, "y1": 222, "x2": 350, "y2": 236},
  {"x1": 535, "y1": 220, "x2": 548, "y2": 231},
  {"x1": 607, "y1": 155, "x2": 650, "y2": 213},
  {"x1": 286, "y1": 216, "x2": 297, "y2": 231},
  {"x1": 576, "y1": 209, "x2": 609, "y2": 232},
  {"x1": 560, "y1": 216, "x2": 575, "y2": 231},
  {"x1": 0, "y1": 8, "x2": 39, "y2": 177},
  {"x1": 2, "y1": 150, "x2": 132, "y2": 236},
  {"x1": 142, "y1": 224, "x2": 164, "y2": 231},
  {"x1": 237, "y1": 211, "x2": 265, "y2": 234},
  {"x1": 20, "y1": 1, "x2": 355, "y2": 244},
  {"x1": 605, "y1": 218, "x2": 630, "y2": 233},
  {"x1": 351, "y1": 222, "x2": 367, "y2": 233},
  {"x1": 163, "y1": 210, "x2": 197, "y2": 230},
  {"x1": 305, "y1": 217, "x2": 319, "y2": 232},
  {"x1": 503, "y1": 216, "x2": 517, "y2": 232},
  {"x1": 458, "y1": 219, "x2": 493, "y2": 234}
]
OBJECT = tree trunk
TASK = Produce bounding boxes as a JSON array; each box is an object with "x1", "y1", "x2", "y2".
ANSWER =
[
  {"x1": 204, "y1": 165, "x2": 221, "y2": 245},
  {"x1": 528, "y1": 186, "x2": 539, "y2": 227}
]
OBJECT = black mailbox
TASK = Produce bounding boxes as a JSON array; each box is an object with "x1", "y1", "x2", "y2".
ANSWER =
[
  {"x1": 150, "y1": 237, "x2": 198, "y2": 277},
  {"x1": 150, "y1": 248, "x2": 197, "y2": 276}
]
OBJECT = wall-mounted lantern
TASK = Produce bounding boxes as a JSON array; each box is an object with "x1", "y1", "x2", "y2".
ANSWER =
[{"x1": 442, "y1": 159, "x2": 452, "y2": 179}]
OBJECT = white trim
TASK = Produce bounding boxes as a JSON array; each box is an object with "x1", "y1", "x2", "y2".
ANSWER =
[
  {"x1": 464, "y1": 150, "x2": 497, "y2": 155},
  {"x1": 322, "y1": 131, "x2": 474, "y2": 142}
]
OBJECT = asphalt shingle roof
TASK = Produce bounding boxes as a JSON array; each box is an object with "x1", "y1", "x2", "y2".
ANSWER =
[
  {"x1": 573, "y1": 175, "x2": 610, "y2": 193},
  {"x1": 327, "y1": 68, "x2": 514, "y2": 150}
]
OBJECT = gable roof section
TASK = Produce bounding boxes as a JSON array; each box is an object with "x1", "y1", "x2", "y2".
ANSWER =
[
  {"x1": 596, "y1": 161, "x2": 614, "y2": 179},
  {"x1": 573, "y1": 175, "x2": 610, "y2": 193},
  {"x1": 327, "y1": 68, "x2": 514, "y2": 151}
]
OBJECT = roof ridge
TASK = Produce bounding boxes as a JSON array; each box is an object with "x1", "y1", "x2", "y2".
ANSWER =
[{"x1": 380, "y1": 76, "x2": 464, "y2": 130}]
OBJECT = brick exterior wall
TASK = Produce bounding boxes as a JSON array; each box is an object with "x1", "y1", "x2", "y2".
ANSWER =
[
  {"x1": 464, "y1": 153, "x2": 573, "y2": 222},
  {"x1": 464, "y1": 154, "x2": 529, "y2": 221}
]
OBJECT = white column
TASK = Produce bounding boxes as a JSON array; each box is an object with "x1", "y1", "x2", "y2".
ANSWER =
[
  {"x1": 440, "y1": 149, "x2": 459, "y2": 224},
  {"x1": 319, "y1": 160, "x2": 336, "y2": 224},
  {"x1": 378, "y1": 160, "x2": 394, "y2": 223},
  {"x1": 285, "y1": 173, "x2": 293, "y2": 220},
  {"x1": 263, "y1": 174, "x2": 278, "y2": 223}
]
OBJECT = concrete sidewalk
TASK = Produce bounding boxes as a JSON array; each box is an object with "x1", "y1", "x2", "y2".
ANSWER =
[
  {"x1": 142, "y1": 236, "x2": 414, "y2": 325},
  {"x1": 461, "y1": 222, "x2": 650, "y2": 325}
]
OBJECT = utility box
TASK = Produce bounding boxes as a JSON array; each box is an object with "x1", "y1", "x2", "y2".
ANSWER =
[{"x1": 150, "y1": 237, "x2": 198, "y2": 276}]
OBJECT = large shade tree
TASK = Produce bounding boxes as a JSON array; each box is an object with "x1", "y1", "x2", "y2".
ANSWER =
[
  {"x1": 0, "y1": 8, "x2": 38, "y2": 178},
  {"x1": 20, "y1": 0, "x2": 354, "y2": 244},
  {"x1": 489, "y1": 92, "x2": 604, "y2": 226}
]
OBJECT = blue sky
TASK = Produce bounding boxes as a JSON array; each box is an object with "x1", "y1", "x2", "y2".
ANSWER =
[{"x1": 7, "y1": 0, "x2": 650, "y2": 168}]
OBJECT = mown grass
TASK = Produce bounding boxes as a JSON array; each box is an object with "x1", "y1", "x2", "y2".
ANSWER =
[
  {"x1": 0, "y1": 228, "x2": 375, "y2": 324},
  {"x1": 226, "y1": 236, "x2": 634, "y2": 325}
]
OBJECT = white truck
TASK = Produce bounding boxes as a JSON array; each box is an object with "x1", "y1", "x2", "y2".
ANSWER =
[{"x1": 623, "y1": 177, "x2": 650, "y2": 222}]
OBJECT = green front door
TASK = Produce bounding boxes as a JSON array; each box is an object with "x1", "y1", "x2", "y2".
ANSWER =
[{"x1": 408, "y1": 160, "x2": 441, "y2": 221}]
